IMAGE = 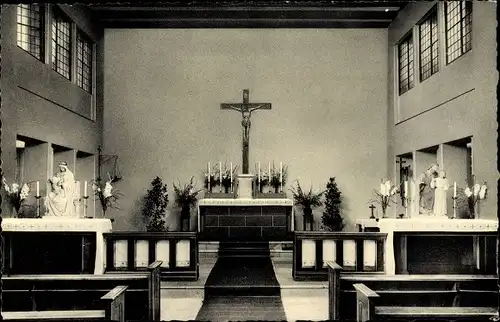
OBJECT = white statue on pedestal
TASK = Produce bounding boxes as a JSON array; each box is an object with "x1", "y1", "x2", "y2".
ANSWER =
[
  {"x1": 431, "y1": 170, "x2": 449, "y2": 217},
  {"x1": 44, "y1": 161, "x2": 77, "y2": 217}
]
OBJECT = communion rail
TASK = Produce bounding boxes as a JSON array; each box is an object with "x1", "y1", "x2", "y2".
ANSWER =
[
  {"x1": 293, "y1": 231, "x2": 386, "y2": 280},
  {"x1": 104, "y1": 232, "x2": 198, "y2": 281}
]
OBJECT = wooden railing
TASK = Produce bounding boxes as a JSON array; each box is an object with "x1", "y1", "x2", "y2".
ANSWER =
[
  {"x1": 104, "y1": 232, "x2": 198, "y2": 281},
  {"x1": 293, "y1": 231, "x2": 387, "y2": 280}
]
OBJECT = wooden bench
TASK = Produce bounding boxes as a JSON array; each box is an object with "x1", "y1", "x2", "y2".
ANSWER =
[
  {"x1": 3, "y1": 285, "x2": 127, "y2": 322},
  {"x1": 2, "y1": 261, "x2": 162, "y2": 321},
  {"x1": 354, "y1": 282, "x2": 498, "y2": 321},
  {"x1": 327, "y1": 261, "x2": 498, "y2": 320}
]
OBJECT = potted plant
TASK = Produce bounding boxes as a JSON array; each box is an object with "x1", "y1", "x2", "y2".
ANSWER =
[
  {"x1": 142, "y1": 176, "x2": 168, "y2": 232},
  {"x1": 173, "y1": 176, "x2": 202, "y2": 231},
  {"x1": 290, "y1": 180, "x2": 325, "y2": 229},
  {"x1": 321, "y1": 177, "x2": 345, "y2": 231}
]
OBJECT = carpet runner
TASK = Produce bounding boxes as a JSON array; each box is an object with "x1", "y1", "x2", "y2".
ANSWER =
[{"x1": 195, "y1": 242, "x2": 287, "y2": 321}]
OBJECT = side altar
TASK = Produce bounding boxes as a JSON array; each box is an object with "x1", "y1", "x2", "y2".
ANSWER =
[
  {"x1": 356, "y1": 217, "x2": 498, "y2": 275},
  {"x1": 2, "y1": 218, "x2": 112, "y2": 275}
]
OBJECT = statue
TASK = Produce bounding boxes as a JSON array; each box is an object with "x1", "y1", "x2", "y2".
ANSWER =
[
  {"x1": 44, "y1": 161, "x2": 77, "y2": 217},
  {"x1": 418, "y1": 163, "x2": 439, "y2": 215},
  {"x1": 431, "y1": 170, "x2": 449, "y2": 217}
]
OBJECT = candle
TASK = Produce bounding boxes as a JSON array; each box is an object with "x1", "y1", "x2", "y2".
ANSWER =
[
  {"x1": 230, "y1": 162, "x2": 233, "y2": 183},
  {"x1": 84, "y1": 181, "x2": 87, "y2": 197},
  {"x1": 453, "y1": 181, "x2": 457, "y2": 198},
  {"x1": 208, "y1": 162, "x2": 211, "y2": 190},
  {"x1": 280, "y1": 162, "x2": 283, "y2": 192},
  {"x1": 36, "y1": 181, "x2": 40, "y2": 196},
  {"x1": 219, "y1": 162, "x2": 222, "y2": 192},
  {"x1": 404, "y1": 181, "x2": 408, "y2": 198},
  {"x1": 268, "y1": 162, "x2": 271, "y2": 184},
  {"x1": 258, "y1": 162, "x2": 261, "y2": 183}
]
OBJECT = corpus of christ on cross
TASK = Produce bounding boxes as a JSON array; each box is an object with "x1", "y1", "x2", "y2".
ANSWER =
[{"x1": 221, "y1": 89, "x2": 272, "y2": 174}]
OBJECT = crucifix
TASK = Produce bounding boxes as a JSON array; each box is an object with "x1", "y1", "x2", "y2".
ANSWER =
[{"x1": 221, "y1": 89, "x2": 272, "y2": 174}]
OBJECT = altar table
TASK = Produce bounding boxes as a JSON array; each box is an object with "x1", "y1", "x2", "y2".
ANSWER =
[
  {"x1": 356, "y1": 217, "x2": 498, "y2": 275},
  {"x1": 198, "y1": 198, "x2": 294, "y2": 241},
  {"x1": 2, "y1": 218, "x2": 112, "y2": 274}
]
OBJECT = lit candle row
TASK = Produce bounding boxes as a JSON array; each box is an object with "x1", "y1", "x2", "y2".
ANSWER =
[
  {"x1": 34, "y1": 180, "x2": 89, "y2": 197},
  {"x1": 207, "y1": 162, "x2": 235, "y2": 191}
]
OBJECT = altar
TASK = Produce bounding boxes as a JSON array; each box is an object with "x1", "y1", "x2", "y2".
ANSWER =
[
  {"x1": 356, "y1": 218, "x2": 498, "y2": 275},
  {"x1": 198, "y1": 198, "x2": 294, "y2": 241},
  {"x1": 2, "y1": 218, "x2": 112, "y2": 275}
]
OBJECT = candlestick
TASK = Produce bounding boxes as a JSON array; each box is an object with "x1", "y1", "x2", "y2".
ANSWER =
[
  {"x1": 230, "y1": 162, "x2": 233, "y2": 192},
  {"x1": 219, "y1": 162, "x2": 222, "y2": 193},
  {"x1": 268, "y1": 162, "x2": 271, "y2": 188},
  {"x1": 83, "y1": 195, "x2": 90, "y2": 218},
  {"x1": 35, "y1": 195, "x2": 42, "y2": 218},
  {"x1": 208, "y1": 162, "x2": 211, "y2": 191},
  {"x1": 258, "y1": 161, "x2": 261, "y2": 184},
  {"x1": 280, "y1": 162, "x2": 283, "y2": 192}
]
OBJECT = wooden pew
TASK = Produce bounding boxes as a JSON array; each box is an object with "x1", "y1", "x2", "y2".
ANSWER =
[
  {"x1": 2, "y1": 261, "x2": 162, "y2": 321},
  {"x1": 354, "y1": 283, "x2": 498, "y2": 321},
  {"x1": 3, "y1": 285, "x2": 127, "y2": 322},
  {"x1": 327, "y1": 261, "x2": 498, "y2": 320}
]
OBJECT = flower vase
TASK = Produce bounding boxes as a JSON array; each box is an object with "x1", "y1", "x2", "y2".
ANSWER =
[
  {"x1": 11, "y1": 206, "x2": 18, "y2": 217},
  {"x1": 381, "y1": 207, "x2": 387, "y2": 218},
  {"x1": 224, "y1": 186, "x2": 229, "y2": 194}
]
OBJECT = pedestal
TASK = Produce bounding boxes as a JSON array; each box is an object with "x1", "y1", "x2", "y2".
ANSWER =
[{"x1": 237, "y1": 174, "x2": 255, "y2": 199}]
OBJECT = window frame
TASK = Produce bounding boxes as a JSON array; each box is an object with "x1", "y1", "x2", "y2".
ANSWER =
[
  {"x1": 76, "y1": 29, "x2": 94, "y2": 93},
  {"x1": 418, "y1": 6, "x2": 439, "y2": 82},
  {"x1": 444, "y1": 1, "x2": 472, "y2": 65},
  {"x1": 397, "y1": 32, "x2": 414, "y2": 96},
  {"x1": 51, "y1": 7, "x2": 73, "y2": 80},
  {"x1": 16, "y1": 4, "x2": 45, "y2": 61}
]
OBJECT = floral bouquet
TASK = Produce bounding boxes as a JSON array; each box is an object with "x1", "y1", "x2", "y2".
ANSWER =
[
  {"x1": 369, "y1": 179, "x2": 399, "y2": 218},
  {"x1": 203, "y1": 165, "x2": 220, "y2": 191},
  {"x1": 269, "y1": 163, "x2": 288, "y2": 192},
  {"x1": 2, "y1": 178, "x2": 31, "y2": 213},
  {"x1": 173, "y1": 177, "x2": 202, "y2": 216},
  {"x1": 459, "y1": 179, "x2": 487, "y2": 218},
  {"x1": 91, "y1": 173, "x2": 122, "y2": 215},
  {"x1": 220, "y1": 164, "x2": 238, "y2": 192}
]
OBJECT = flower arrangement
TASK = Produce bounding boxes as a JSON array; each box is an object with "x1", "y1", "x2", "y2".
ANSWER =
[
  {"x1": 289, "y1": 180, "x2": 325, "y2": 211},
  {"x1": 369, "y1": 179, "x2": 399, "y2": 218},
  {"x1": 220, "y1": 164, "x2": 238, "y2": 192},
  {"x1": 458, "y1": 178, "x2": 487, "y2": 218},
  {"x1": 173, "y1": 176, "x2": 203, "y2": 209},
  {"x1": 203, "y1": 165, "x2": 220, "y2": 190},
  {"x1": 91, "y1": 173, "x2": 122, "y2": 216},
  {"x1": 2, "y1": 178, "x2": 31, "y2": 213},
  {"x1": 269, "y1": 163, "x2": 288, "y2": 192}
]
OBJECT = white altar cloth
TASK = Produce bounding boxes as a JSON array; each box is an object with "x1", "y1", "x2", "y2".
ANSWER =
[
  {"x1": 355, "y1": 217, "x2": 498, "y2": 274},
  {"x1": 2, "y1": 218, "x2": 113, "y2": 274}
]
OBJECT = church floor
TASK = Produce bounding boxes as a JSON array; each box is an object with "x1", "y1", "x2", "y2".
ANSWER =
[{"x1": 160, "y1": 260, "x2": 328, "y2": 321}]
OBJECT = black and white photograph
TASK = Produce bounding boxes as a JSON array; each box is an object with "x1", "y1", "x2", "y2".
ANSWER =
[{"x1": 0, "y1": 1, "x2": 498, "y2": 321}]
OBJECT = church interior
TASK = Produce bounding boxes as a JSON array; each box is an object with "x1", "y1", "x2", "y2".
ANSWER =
[{"x1": 0, "y1": 1, "x2": 499, "y2": 321}]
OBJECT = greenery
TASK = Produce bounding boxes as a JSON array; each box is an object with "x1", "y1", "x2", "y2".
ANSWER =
[
  {"x1": 173, "y1": 176, "x2": 202, "y2": 208},
  {"x1": 269, "y1": 163, "x2": 288, "y2": 189},
  {"x1": 142, "y1": 176, "x2": 168, "y2": 232},
  {"x1": 321, "y1": 177, "x2": 344, "y2": 231},
  {"x1": 289, "y1": 180, "x2": 325, "y2": 209}
]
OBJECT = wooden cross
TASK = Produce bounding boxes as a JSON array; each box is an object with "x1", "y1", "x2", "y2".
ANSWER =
[
  {"x1": 369, "y1": 204, "x2": 376, "y2": 219},
  {"x1": 221, "y1": 89, "x2": 272, "y2": 174}
]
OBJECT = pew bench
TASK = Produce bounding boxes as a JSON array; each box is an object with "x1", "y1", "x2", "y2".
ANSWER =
[
  {"x1": 327, "y1": 261, "x2": 498, "y2": 320},
  {"x1": 2, "y1": 261, "x2": 161, "y2": 321},
  {"x1": 3, "y1": 285, "x2": 128, "y2": 322},
  {"x1": 354, "y1": 283, "x2": 498, "y2": 322}
]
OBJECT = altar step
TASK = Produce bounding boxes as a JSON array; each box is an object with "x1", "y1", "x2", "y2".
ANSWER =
[
  {"x1": 218, "y1": 241, "x2": 270, "y2": 258},
  {"x1": 199, "y1": 241, "x2": 292, "y2": 262}
]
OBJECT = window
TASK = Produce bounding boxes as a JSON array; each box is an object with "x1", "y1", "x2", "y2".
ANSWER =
[
  {"x1": 445, "y1": 1, "x2": 472, "y2": 64},
  {"x1": 76, "y1": 30, "x2": 93, "y2": 93},
  {"x1": 419, "y1": 9, "x2": 439, "y2": 81},
  {"x1": 51, "y1": 8, "x2": 72, "y2": 79},
  {"x1": 398, "y1": 33, "x2": 414, "y2": 95},
  {"x1": 16, "y1": 4, "x2": 45, "y2": 60}
]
